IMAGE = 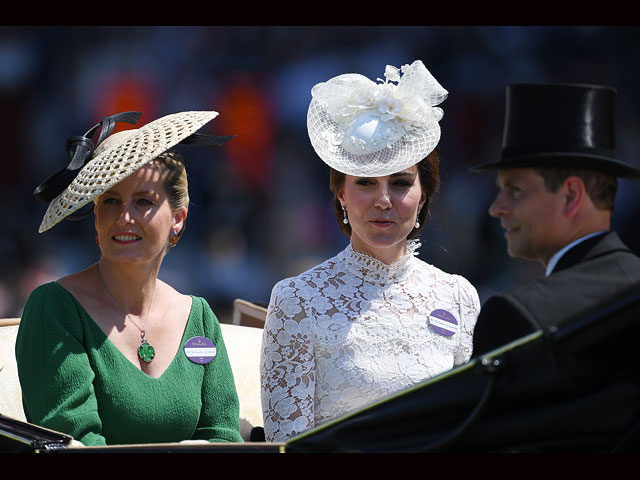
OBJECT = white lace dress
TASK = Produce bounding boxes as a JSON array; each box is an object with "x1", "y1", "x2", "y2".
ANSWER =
[{"x1": 260, "y1": 240, "x2": 480, "y2": 442}]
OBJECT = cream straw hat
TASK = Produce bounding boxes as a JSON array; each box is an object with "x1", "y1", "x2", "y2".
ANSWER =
[
  {"x1": 35, "y1": 110, "x2": 231, "y2": 233},
  {"x1": 307, "y1": 60, "x2": 448, "y2": 177}
]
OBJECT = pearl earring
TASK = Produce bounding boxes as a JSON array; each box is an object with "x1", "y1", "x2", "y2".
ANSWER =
[{"x1": 342, "y1": 206, "x2": 349, "y2": 224}]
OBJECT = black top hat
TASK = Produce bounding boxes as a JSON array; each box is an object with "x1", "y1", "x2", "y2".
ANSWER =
[{"x1": 469, "y1": 83, "x2": 640, "y2": 178}]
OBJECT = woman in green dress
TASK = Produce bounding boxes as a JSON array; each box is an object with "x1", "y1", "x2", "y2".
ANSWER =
[{"x1": 16, "y1": 111, "x2": 243, "y2": 447}]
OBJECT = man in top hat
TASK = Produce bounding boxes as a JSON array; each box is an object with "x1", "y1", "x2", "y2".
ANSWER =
[{"x1": 470, "y1": 83, "x2": 640, "y2": 357}]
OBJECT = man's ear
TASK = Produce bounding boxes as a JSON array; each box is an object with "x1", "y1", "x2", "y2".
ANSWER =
[{"x1": 562, "y1": 176, "x2": 586, "y2": 217}]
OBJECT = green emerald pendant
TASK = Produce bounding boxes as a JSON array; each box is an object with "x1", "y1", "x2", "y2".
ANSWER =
[{"x1": 138, "y1": 338, "x2": 155, "y2": 363}]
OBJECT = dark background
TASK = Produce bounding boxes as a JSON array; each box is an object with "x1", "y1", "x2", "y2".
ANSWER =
[{"x1": 2, "y1": 26, "x2": 639, "y2": 322}]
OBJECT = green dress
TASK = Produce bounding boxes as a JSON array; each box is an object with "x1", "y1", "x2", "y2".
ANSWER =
[{"x1": 15, "y1": 282, "x2": 243, "y2": 446}]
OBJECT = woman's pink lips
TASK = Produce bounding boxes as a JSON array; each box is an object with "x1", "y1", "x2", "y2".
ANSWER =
[{"x1": 369, "y1": 219, "x2": 395, "y2": 227}]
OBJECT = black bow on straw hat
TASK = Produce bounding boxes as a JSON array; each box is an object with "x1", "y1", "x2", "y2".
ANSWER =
[{"x1": 34, "y1": 112, "x2": 141, "y2": 210}]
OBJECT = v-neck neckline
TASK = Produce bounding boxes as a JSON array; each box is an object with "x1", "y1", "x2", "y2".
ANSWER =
[{"x1": 52, "y1": 281, "x2": 195, "y2": 380}]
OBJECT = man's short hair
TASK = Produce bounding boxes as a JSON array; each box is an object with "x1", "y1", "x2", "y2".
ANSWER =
[{"x1": 534, "y1": 167, "x2": 617, "y2": 212}]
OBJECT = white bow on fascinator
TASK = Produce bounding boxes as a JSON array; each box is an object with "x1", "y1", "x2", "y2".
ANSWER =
[{"x1": 307, "y1": 60, "x2": 448, "y2": 177}]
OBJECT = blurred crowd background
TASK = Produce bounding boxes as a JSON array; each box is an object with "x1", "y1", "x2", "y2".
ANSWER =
[{"x1": 2, "y1": 26, "x2": 640, "y2": 323}]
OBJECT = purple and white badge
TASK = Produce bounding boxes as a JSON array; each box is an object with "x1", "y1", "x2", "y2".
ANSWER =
[
  {"x1": 428, "y1": 309, "x2": 459, "y2": 337},
  {"x1": 184, "y1": 336, "x2": 217, "y2": 364}
]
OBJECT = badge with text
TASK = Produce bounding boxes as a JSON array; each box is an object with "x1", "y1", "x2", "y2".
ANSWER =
[
  {"x1": 428, "y1": 309, "x2": 459, "y2": 337},
  {"x1": 184, "y1": 336, "x2": 217, "y2": 364}
]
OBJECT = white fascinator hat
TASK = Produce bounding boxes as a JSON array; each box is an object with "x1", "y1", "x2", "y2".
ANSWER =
[{"x1": 307, "y1": 60, "x2": 448, "y2": 177}]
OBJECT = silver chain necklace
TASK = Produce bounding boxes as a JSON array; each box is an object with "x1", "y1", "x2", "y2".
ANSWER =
[{"x1": 97, "y1": 264, "x2": 158, "y2": 363}]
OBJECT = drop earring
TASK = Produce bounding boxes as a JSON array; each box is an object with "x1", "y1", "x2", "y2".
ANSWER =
[
  {"x1": 342, "y1": 205, "x2": 348, "y2": 224},
  {"x1": 415, "y1": 212, "x2": 421, "y2": 229},
  {"x1": 169, "y1": 229, "x2": 179, "y2": 247}
]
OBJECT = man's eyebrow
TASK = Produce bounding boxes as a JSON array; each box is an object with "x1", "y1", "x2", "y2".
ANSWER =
[{"x1": 496, "y1": 174, "x2": 522, "y2": 188}]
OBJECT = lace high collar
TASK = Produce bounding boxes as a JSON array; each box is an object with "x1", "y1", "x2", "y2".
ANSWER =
[{"x1": 342, "y1": 239, "x2": 421, "y2": 284}]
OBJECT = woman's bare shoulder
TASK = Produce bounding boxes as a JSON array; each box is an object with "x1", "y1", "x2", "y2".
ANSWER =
[{"x1": 56, "y1": 265, "x2": 99, "y2": 298}]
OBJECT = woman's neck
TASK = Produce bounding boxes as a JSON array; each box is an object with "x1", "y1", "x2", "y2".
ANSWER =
[
  {"x1": 350, "y1": 237, "x2": 408, "y2": 265},
  {"x1": 95, "y1": 259, "x2": 160, "y2": 315}
]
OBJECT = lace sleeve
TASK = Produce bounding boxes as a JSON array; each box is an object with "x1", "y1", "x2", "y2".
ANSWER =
[
  {"x1": 453, "y1": 275, "x2": 480, "y2": 366},
  {"x1": 260, "y1": 278, "x2": 316, "y2": 442}
]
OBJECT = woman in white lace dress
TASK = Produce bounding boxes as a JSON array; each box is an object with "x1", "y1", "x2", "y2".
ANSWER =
[{"x1": 260, "y1": 61, "x2": 480, "y2": 442}]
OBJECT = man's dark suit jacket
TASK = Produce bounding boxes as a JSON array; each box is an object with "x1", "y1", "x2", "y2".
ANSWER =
[
  {"x1": 473, "y1": 230, "x2": 640, "y2": 356},
  {"x1": 469, "y1": 230, "x2": 640, "y2": 451}
]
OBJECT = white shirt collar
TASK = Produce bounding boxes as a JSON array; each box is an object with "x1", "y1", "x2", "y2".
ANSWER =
[{"x1": 545, "y1": 231, "x2": 608, "y2": 276}]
